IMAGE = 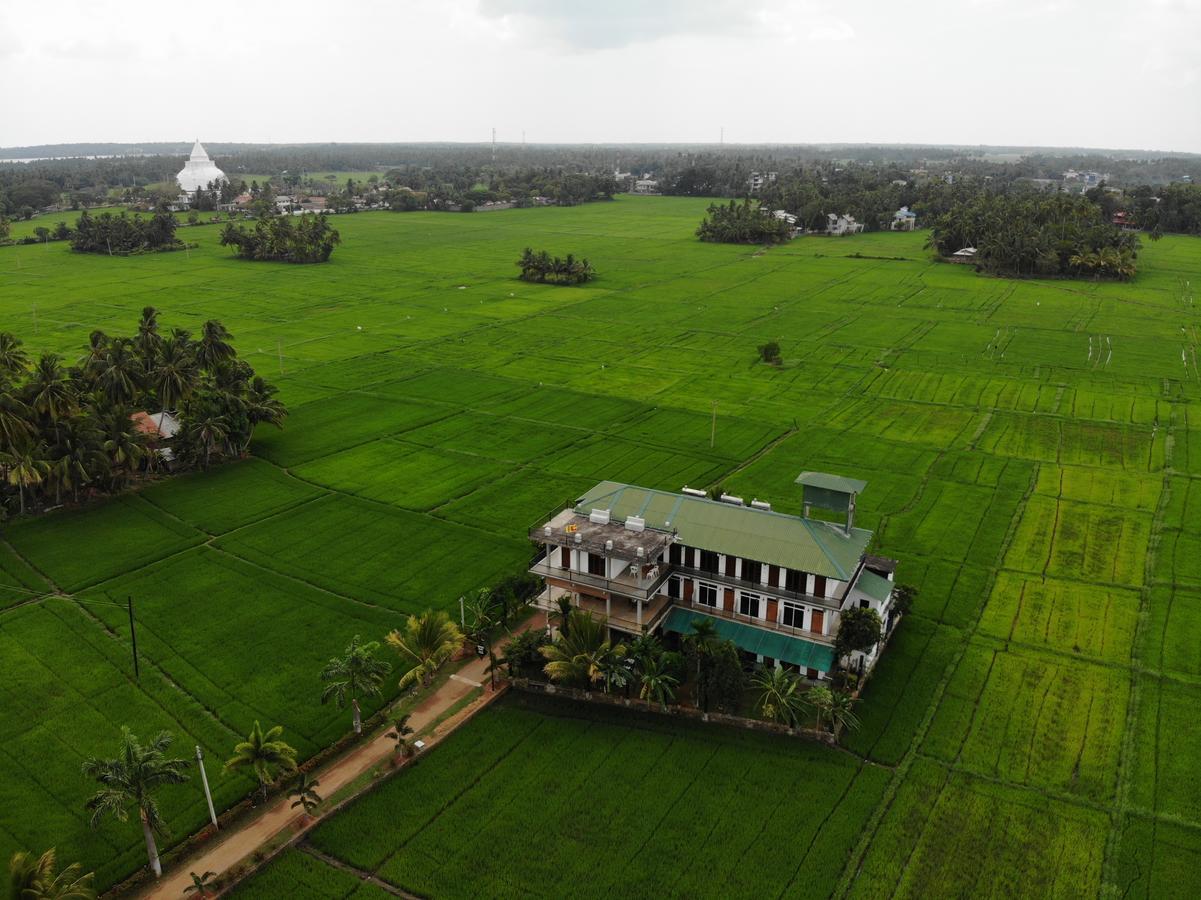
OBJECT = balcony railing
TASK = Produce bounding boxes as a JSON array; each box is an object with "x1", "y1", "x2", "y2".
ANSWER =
[
  {"x1": 676, "y1": 598, "x2": 837, "y2": 646},
  {"x1": 530, "y1": 552, "x2": 672, "y2": 603},
  {"x1": 669, "y1": 564, "x2": 845, "y2": 611}
]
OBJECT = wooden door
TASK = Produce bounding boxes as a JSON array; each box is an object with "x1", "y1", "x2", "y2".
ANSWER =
[
  {"x1": 723, "y1": 588, "x2": 734, "y2": 611},
  {"x1": 683, "y1": 580, "x2": 694, "y2": 603},
  {"x1": 810, "y1": 609, "x2": 824, "y2": 635},
  {"x1": 813, "y1": 575, "x2": 827, "y2": 598},
  {"x1": 560, "y1": 546, "x2": 570, "y2": 568},
  {"x1": 768, "y1": 565, "x2": 780, "y2": 588}
]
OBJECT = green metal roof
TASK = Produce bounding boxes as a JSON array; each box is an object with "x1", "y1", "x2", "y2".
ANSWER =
[
  {"x1": 574, "y1": 481, "x2": 871, "y2": 580},
  {"x1": 794, "y1": 471, "x2": 868, "y2": 495},
  {"x1": 855, "y1": 569, "x2": 894, "y2": 603},
  {"x1": 662, "y1": 608, "x2": 835, "y2": 672}
]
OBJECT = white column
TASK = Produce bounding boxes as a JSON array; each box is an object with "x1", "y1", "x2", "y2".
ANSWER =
[
  {"x1": 636, "y1": 598, "x2": 643, "y2": 628},
  {"x1": 606, "y1": 595, "x2": 611, "y2": 619}
]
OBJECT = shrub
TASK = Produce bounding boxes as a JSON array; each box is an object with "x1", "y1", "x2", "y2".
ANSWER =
[{"x1": 758, "y1": 341, "x2": 781, "y2": 364}]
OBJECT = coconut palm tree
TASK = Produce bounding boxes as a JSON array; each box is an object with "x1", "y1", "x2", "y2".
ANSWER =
[
  {"x1": 552, "y1": 594, "x2": 573, "y2": 638},
  {"x1": 539, "y1": 610, "x2": 624, "y2": 688},
  {"x1": 184, "y1": 412, "x2": 229, "y2": 470},
  {"x1": 287, "y1": 772, "x2": 322, "y2": 817},
  {"x1": 134, "y1": 306, "x2": 162, "y2": 373},
  {"x1": 81, "y1": 728, "x2": 191, "y2": 879},
  {"x1": 752, "y1": 666, "x2": 807, "y2": 727},
  {"x1": 638, "y1": 655, "x2": 679, "y2": 711},
  {"x1": 25, "y1": 354, "x2": 76, "y2": 424},
  {"x1": 386, "y1": 714, "x2": 416, "y2": 758},
  {"x1": 0, "y1": 392, "x2": 34, "y2": 451},
  {"x1": 150, "y1": 336, "x2": 197, "y2": 431},
  {"x1": 47, "y1": 417, "x2": 106, "y2": 504},
  {"x1": 183, "y1": 870, "x2": 217, "y2": 898},
  {"x1": 225, "y1": 721, "x2": 297, "y2": 802},
  {"x1": 8, "y1": 851, "x2": 94, "y2": 900},
  {"x1": 99, "y1": 409, "x2": 147, "y2": 490},
  {"x1": 387, "y1": 610, "x2": 464, "y2": 689},
  {"x1": 196, "y1": 320, "x2": 236, "y2": 371},
  {"x1": 0, "y1": 331, "x2": 30, "y2": 380},
  {"x1": 1, "y1": 443, "x2": 50, "y2": 515},
  {"x1": 92, "y1": 339, "x2": 143, "y2": 407},
  {"x1": 320, "y1": 635, "x2": 392, "y2": 734},
  {"x1": 241, "y1": 376, "x2": 286, "y2": 448},
  {"x1": 7, "y1": 848, "x2": 95, "y2": 900}
]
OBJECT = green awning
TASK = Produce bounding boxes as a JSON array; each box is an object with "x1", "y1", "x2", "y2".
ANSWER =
[{"x1": 662, "y1": 608, "x2": 835, "y2": 672}]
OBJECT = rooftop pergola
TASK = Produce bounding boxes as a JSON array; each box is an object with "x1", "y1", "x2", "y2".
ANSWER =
[{"x1": 529, "y1": 508, "x2": 674, "y2": 561}]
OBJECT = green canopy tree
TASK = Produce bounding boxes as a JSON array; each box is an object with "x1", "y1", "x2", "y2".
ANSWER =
[
  {"x1": 225, "y1": 721, "x2": 297, "y2": 801},
  {"x1": 320, "y1": 635, "x2": 392, "y2": 734},
  {"x1": 7, "y1": 848, "x2": 95, "y2": 900},
  {"x1": 81, "y1": 728, "x2": 191, "y2": 879},
  {"x1": 387, "y1": 610, "x2": 464, "y2": 689}
]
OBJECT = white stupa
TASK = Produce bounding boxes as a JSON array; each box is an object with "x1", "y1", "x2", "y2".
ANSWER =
[{"x1": 176, "y1": 140, "x2": 226, "y2": 192}]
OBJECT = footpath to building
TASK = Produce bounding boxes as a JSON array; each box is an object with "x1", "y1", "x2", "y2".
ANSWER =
[{"x1": 138, "y1": 613, "x2": 546, "y2": 900}]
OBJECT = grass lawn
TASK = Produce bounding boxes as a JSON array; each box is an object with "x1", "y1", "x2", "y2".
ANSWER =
[{"x1": 1, "y1": 196, "x2": 1200, "y2": 895}]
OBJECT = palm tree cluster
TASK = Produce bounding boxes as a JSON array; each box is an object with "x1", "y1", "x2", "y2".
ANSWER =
[
  {"x1": 695, "y1": 199, "x2": 792, "y2": 245},
  {"x1": 70, "y1": 209, "x2": 184, "y2": 255},
  {"x1": 753, "y1": 669, "x2": 859, "y2": 733},
  {"x1": 516, "y1": 248, "x2": 596, "y2": 285},
  {"x1": 0, "y1": 308, "x2": 286, "y2": 517},
  {"x1": 539, "y1": 610, "x2": 686, "y2": 709},
  {"x1": 928, "y1": 193, "x2": 1141, "y2": 279},
  {"x1": 387, "y1": 610, "x2": 465, "y2": 689},
  {"x1": 219, "y1": 214, "x2": 341, "y2": 263}
]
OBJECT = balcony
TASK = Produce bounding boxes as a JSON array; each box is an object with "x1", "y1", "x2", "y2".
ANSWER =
[
  {"x1": 674, "y1": 598, "x2": 837, "y2": 646},
  {"x1": 530, "y1": 551, "x2": 672, "y2": 603},
  {"x1": 535, "y1": 583, "x2": 673, "y2": 635}
]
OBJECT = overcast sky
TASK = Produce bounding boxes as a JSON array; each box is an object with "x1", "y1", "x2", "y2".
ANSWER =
[{"x1": 2, "y1": 0, "x2": 1199, "y2": 152}]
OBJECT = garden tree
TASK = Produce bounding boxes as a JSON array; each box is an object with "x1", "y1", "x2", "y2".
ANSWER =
[
  {"x1": 891, "y1": 583, "x2": 917, "y2": 616},
  {"x1": 464, "y1": 588, "x2": 502, "y2": 688},
  {"x1": 638, "y1": 655, "x2": 680, "y2": 711},
  {"x1": 695, "y1": 199, "x2": 791, "y2": 244},
  {"x1": 834, "y1": 607, "x2": 883, "y2": 662},
  {"x1": 7, "y1": 848, "x2": 95, "y2": 899},
  {"x1": 287, "y1": 772, "x2": 322, "y2": 817},
  {"x1": 219, "y1": 214, "x2": 341, "y2": 263},
  {"x1": 387, "y1": 610, "x2": 464, "y2": 689},
  {"x1": 80, "y1": 728, "x2": 191, "y2": 879},
  {"x1": 225, "y1": 721, "x2": 298, "y2": 801},
  {"x1": 52, "y1": 222, "x2": 71, "y2": 240},
  {"x1": 34, "y1": 226, "x2": 50, "y2": 242},
  {"x1": 753, "y1": 666, "x2": 808, "y2": 727},
  {"x1": 183, "y1": 870, "x2": 217, "y2": 898},
  {"x1": 539, "y1": 610, "x2": 626, "y2": 689},
  {"x1": 515, "y1": 248, "x2": 596, "y2": 285},
  {"x1": 757, "y1": 341, "x2": 781, "y2": 364},
  {"x1": 808, "y1": 685, "x2": 861, "y2": 733},
  {"x1": 386, "y1": 714, "x2": 416, "y2": 759},
  {"x1": 698, "y1": 640, "x2": 745, "y2": 713},
  {"x1": 625, "y1": 632, "x2": 663, "y2": 673},
  {"x1": 0, "y1": 217, "x2": 9, "y2": 239},
  {"x1": 499, "y1": 628, "x2": 550, "y2": 677},
  {"x1": 320, "y1": 635, "x2": 392, "y2": 734},
  {"x1": 1, "y1": 443, "x2": 50, "y2": 515}
]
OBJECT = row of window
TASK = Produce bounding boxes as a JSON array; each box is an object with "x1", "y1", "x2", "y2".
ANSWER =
[
  {"x1": 669, "y1": 578, "x2": 820, "y2": 631},
  {"x1": 669, "y1": 544, "x2": 827, "y2": 597}
]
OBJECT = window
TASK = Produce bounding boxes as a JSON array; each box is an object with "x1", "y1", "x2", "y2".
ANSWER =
[
  {"x1": 781, "y1": 601, "x2": 805, "y2": 628},
  {"x1": 587, "y1": 553, "x2": 606, "y2": 577},
  {"x1": 685, "y1": 547, "x2": 697, "y2": 568},
  {"x1": 698, "y1": 582, "x2": 719, "y2": 608},
  {"x1": 699, "y1": 549, "x2": 719, "y2": 574},
  {"x1": 739, "y1": 592, "x2": 762, "y2": 618},
  {"x1": 669, "y1": 543, "x2": 682, "y2": 566},
  {"x1": 742, "y1": 560, "x2": 762, "y2": 584},
  {"x1": 813, "y1": 575, "x2": 827, "y2": 598},
  {"x1": 667, "y1": 576, "x2": 680, "y2": 599},
  {"x1": 784, "y1": 568, "x2": 804, "y2": 593},
  {"x1": 859, "y1": 599, "x2": 870, "y2": 610}
]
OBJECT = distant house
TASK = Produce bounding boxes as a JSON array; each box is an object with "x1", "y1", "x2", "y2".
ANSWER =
[
  {"x1": 632, "y1": 179, "x2": 660, "y2": 194},
  {"x1": 891, "y1": 207, "x2": 917, "y2": 231},
  {"x1": 131, "y1": 411, "x2": 180, "y2": 462},
  {"x1": 771, "y1": 209, "x2": 798, "y2": 226},
  {"x1": 748, "y1": 171, "x2": 777, "y2": 193},
  {"x1": 826, "y1": 213, "x2": 864, "y2": 236},
  {"x1": 948, "y1": 246, "x2": 978, "y2": 264},
  {"x1": 1112, "y1": 211, "x2": 1138, "y2": 231}
]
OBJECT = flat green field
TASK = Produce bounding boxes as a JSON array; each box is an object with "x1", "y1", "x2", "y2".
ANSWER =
[
  {"x1": 234, "y1": 693, "x2": 891, "y2": 899},
  {"x1": 1, "y1": 196, "x2": 1199, "y2": 895}
]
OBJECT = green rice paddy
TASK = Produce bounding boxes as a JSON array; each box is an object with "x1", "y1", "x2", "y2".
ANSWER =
[{"x1": 1, "y1": 196, "x2": 1199, "y2": 895}]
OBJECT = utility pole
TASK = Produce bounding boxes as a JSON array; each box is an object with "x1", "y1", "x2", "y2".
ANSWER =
[
  {"x1": 196, "y1": 745, "x2": 219, "y2": 829},
  {"x1": 459, "y1": 595, "x2": 466, "y2": 628},
  {"x1": 127, "y1": 596, "x2": 140, "y2": 680}
]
